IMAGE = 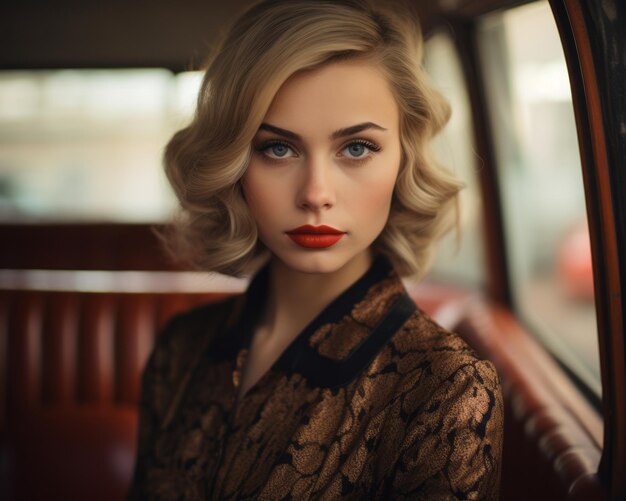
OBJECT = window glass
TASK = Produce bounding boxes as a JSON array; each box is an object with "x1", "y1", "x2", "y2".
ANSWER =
[
  {"x1": 478, "y1": 1, "x2": 600, "y2": 396},
  {"x1": 424, "y1": 32, "x2": 486, "y2": 289},
  {"x1": 0, "y1": 69, "x2": 202, "y2": 222}
]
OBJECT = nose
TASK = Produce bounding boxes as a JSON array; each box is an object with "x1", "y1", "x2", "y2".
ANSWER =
[{"x1": 296, "y1": 157, "x2": 335, "y2": 211}]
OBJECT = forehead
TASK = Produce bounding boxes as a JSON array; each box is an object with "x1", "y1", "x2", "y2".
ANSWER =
[{"x1": 261, "y1": 60, "x2": 399, "y2": 133}]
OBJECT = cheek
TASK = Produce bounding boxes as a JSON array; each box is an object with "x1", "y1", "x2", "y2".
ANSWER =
[
  {"x1": 343, "y1": 177, "x2": 396, "y2": 237},
  {"x1": 242, "y1": 173, "x2": 281, "y2": 225},
  {"x1": 363, "y1": 181, "x2": 396, "y2": 219},
  {"x1": 356, "y1": 164, "x2": 400, "y2": 223}
]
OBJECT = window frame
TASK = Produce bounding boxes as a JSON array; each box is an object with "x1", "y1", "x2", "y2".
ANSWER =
[
  {"x1": 549, "y1": 0, "x2": 626, "y2": 495},
  {"x1": 426, "y1": 0, "x2": 625, "y2": 497}
]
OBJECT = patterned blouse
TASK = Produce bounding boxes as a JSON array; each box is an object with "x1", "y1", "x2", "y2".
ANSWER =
[{"x1": 128, "y1": 256, "x2": 503, "y2": 500}]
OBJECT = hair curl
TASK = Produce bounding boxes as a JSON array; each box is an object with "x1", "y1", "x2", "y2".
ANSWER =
[{"x1": 164, "y1": 0, "x2": 462, "y2": 278}]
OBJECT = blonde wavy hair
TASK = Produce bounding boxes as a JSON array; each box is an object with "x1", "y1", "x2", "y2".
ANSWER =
[{"x1": 164, "y1": 0, "x2": 462, "y2": 278}]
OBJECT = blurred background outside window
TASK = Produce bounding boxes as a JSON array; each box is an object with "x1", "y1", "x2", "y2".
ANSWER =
[
  {"x1": 478, "y1": 1, "x2": 600, "y2": 397},
  {"x1": 424, "y1": 31, "x2": 487, "y2": 291},
  {"x1": 0, "y1": 69, "x2": 201, "y2": 222}
]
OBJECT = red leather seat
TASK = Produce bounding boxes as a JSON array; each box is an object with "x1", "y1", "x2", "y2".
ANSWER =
[
  {"x1": 0, "y1": 283, "x2": 606, "y2": 500},
  {"x1": 0, "y1": 289, "x2": 228, "y2": 501},
  {"x1": 9, "y1": 406, "x2": 137, "y2": 501}
]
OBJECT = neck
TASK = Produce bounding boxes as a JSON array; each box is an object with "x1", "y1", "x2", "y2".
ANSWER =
[{"x1": 259, "y1": 251, "x2": 373, "y2": 347}]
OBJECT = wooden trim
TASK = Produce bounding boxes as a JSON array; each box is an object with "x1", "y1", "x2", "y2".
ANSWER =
[{"x1": 550, "y1": 0, "x2": 626, "y2": 497}]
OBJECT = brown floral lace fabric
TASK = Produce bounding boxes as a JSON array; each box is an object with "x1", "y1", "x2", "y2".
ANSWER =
[{"x1": 128, "y1": 257, "x2": 503, "y2": 500}]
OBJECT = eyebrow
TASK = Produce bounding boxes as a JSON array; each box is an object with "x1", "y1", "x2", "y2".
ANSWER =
[{"x1": 258, "y1": 122, "x2": 387, "y2": 141}]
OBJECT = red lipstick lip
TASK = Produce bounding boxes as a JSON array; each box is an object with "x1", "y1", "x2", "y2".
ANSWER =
[
  {"x1": 285, "y1": 225, "x2": 346, "y2": 249},
  {"x1": 285, "y1": 225, "x2": 345, "y2": 235}
]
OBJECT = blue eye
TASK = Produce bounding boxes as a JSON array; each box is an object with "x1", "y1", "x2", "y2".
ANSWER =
[
  {"x1": 257, "y1": 141, "x2": 295, "y2": 159},
  {"x1": 269, "y1": 143, "x2": 290, "y2": 157},
  {"x1": 341, "y1": 140, "x2": 380, "y2": 159},
  {"x1": 346, "y1": 143, "x2": 367, "y2": 157}
]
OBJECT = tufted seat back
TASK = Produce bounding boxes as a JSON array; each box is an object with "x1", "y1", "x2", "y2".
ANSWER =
[
  {"x1": 0, "y1": 288, "x2": 230, "y2": 501},
  {"x1": 1, "y1": 282, "x2": 606, "y2": 500}
]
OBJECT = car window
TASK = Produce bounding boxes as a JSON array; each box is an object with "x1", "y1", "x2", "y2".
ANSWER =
[
  {"x1": 424, "y1": 31, "x2": 487, "y2": 290},
  {"x1": 478, "y1": 0, "x2": 601, "y2": 397},
  {"x1": 0, "y1": 69, "x2": 201, "y2": 222}
]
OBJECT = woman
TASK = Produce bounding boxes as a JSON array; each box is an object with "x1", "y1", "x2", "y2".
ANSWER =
[{"x1": 129, "y1": 0, "x2": 503, "y2": 499}]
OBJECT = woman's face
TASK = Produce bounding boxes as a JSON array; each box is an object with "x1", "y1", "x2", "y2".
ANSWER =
[{"x1": 242, "y1": 59, "x2": 402, "y2": 276}]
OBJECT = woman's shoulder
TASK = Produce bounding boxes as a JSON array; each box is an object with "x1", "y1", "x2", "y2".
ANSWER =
[
  {"x1": 386, "y1": 307, "x2": 503, "y2": 500},
  {"x1": 392, "y1": 304, "x2": 500, "y2": 394},
  {"x1": 159, "y1": 294, "x2": 242, "y2": 344},
  {"x1": 137, "y1": 294, "x2": 244, "y2": 425},
  {"x1": 144, "y1": 295, "x2": 243, "y2": 381}
]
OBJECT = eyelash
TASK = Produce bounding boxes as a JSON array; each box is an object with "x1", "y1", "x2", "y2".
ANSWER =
[
  {"x1": 254, "y1": 140, "x2": 294, "y2": 159},
  {"x1": 254, "y1": 139, "x2": 382, "y2": 163},
  {"x1": 342, "y1": 140, "x2": 381, "y2": 160}
]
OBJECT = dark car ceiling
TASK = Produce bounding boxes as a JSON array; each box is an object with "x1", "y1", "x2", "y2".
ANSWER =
[
  {"x1": 1, "y1": 0, "x2": 448, "y2": 71},
  {"x1": 1, "y1": 0, "x2": 254, "y2": 71}
]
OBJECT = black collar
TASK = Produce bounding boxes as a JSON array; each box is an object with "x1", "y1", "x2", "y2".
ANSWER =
[{"x1": 211, "y1": 255, "x2": 416, "y2": 389}]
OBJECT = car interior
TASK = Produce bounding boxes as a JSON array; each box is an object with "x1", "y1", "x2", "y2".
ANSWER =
[{"x1": 1, "y1": 0, "x2": 624, "y2": 499}]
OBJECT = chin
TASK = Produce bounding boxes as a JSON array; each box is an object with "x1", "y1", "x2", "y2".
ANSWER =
[
  {"x1": 273, "y1": 250, "x2": 351, "y2": 275},
  {"x1": 273, "y1": 246, "x2": 372, "y2": 277}
]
